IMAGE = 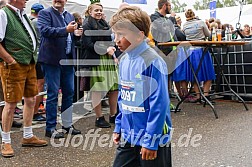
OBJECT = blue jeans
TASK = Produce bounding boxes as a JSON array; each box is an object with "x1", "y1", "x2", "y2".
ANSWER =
[{"x1": 41, "y1": 63, "x2": 74, "y2": 131}]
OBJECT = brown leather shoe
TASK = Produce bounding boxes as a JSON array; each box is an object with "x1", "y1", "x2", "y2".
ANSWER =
[
  {"x1": 1, "y1": 143, "x2": 14, "y2": 158},
  {"x1": 21, "y1": 136, "x2": 48, "y2": 147}
]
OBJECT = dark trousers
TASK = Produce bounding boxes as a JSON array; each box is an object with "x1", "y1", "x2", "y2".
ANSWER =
[
  {"x1": 73, "y1": 67, "x2": 83, "y2": 102},
  {"x1": 113, "y1": 143, "x2": 172, "y2": 167},
  {"x1": 41, "y1": 64, "x2": 74, "y2": 131}
]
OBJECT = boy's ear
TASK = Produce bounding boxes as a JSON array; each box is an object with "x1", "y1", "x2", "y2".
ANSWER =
[
  {"x1": 136, "y1": 31, "x2": 145, "y2": 42},
  {"x1": 162, "y1": 3, "x2": 167, "y2": 10}
]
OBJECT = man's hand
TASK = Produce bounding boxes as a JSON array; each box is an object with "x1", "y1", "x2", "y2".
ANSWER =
[
  {"x1": 113, "y1": 133, "x2": 120, "y2": 145},
  {"x1": 66, "y1": 21, "x2": 77, "y2": 33},
  {"x1": 0, "y1": 43, "x2": 16, "y2": 64},
  {"x1": 8, "y1": 59, "x2": 17, "y2": 65},
  {"x1": 140, "y1": 147, "x2": 157, "y2": 161}
]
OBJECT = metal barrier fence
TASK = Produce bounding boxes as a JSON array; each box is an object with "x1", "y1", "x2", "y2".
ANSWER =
[{"x1": 212, "y1": 40, "x2": 252, "y2": 98}]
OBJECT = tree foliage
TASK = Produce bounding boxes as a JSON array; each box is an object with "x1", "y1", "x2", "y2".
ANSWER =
[
  {"x1": 245, "y1": 0, "x2": 252, "y2": 4},
  {"x1": 171, "y1": 0, "x2": 187, "y2": 12},
  {"x1": 193, "y1": 0, "x2": 211, "y2": 10},
  {"x1": 192, "y1": 0, "x2": 252, "y2": 10},
  {"x1": 172, "y1": 0, "x2": 252, "y2": 13}
]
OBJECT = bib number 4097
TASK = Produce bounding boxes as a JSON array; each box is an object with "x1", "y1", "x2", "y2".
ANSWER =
[{"x1": 121, "y1": 90, "x2": 136, "y2": 102}]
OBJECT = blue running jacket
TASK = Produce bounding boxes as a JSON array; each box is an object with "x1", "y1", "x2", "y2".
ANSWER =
[{"x1": 114, "y1": 41, "x2": 172, "y2": 150}]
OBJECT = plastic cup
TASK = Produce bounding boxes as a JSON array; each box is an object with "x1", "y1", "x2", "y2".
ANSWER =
[{"x1": 216, "y1": 29, "x2": 222, "y2": 41}]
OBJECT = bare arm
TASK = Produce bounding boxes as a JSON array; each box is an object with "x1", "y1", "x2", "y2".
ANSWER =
[
  {"x1": 0, "y1": 10, "x2": 15, "y2": 64},
  {"x1": 202, "y1": 21, "x2": 211, "y2": 38}
]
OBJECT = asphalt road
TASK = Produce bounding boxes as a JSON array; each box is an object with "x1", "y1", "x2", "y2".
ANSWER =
[{"x1": 0, "y1": 99, "x2": 252, "y2": 167}]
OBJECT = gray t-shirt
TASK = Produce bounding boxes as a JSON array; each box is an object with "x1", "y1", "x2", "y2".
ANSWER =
[
  {"x1": 183, "y1": 19, "x2": 210, "y2": 41},
  {"x1": 29, "y1": 15, "x2": 41, "y2": 43}
]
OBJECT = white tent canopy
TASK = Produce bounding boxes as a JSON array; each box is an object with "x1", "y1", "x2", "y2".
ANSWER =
[
  {"x1": 25, "y1": 0, "x2": 118, "y2": 21},
  {"x1": 25, "y1": 0, "x2": 252, "y2": 28}
]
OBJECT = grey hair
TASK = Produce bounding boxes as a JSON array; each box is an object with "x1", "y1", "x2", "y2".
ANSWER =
[{"x1": 0, "y1": 0, "x2": 6, "y2": 8}]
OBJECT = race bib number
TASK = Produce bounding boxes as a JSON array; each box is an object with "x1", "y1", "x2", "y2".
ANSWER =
[
  {"x1": 121, "y1": 89, "x2": 136, "y2": 102},
  {"x1": 120, "y1": 80, "x2": 144, "y2": 112}
]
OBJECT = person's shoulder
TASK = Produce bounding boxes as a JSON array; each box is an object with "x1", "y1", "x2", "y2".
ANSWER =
[
  {"x1": 83, "y1": 16, "x2": 97, "y2": 29},
  {"x1": 0, "y1": 8, "x2": 7, "y2": 20},
  {"x1": 42, "y1": 7, "x2": 52, "y2": 12},
  {"x1": 150, "y1": 12, "x2": 156, "y2": 17},
  {"x1": 186, "y1": 19, "x2": 198, "y2": 26},
  {"x1": 141, "y1": 48, "x2": 168, "y2": 75},
  {"x1": 82, "y1": 17, "x2": 91, "y2": 28},
  {"x1": 0, "y1": 8, "x2": 6, "y2": 15},
  {"x1": 119, "y1": 53, "x2": 127, "y2": 62},
  {"x1": 140, "y1": 47, "x2": 160, "y2": 66},
  {"x1": 31, "y1": 17, "x2": 38, "y2": 23},
  {"x1": 198, "y1": 19, "x2": 205, "y2": 24},
  {"x1": 38, "y1": 7, "x2": 51, "y2": 15},
  {"x1": 64, "y1": 11, "x2": 74, "y2": 20},
  {"x1": 194, "y1": 19, "x2": 203, "y2": 24},
  {"x1": 150, "y1": 11, "x2": 160, "y2": 21},
  {"x1": 65, "y1": 11, "x2": 73, "y2": 17},
  {"x1": 183, "y1": 21, "x2": 189, "y2": 26}
]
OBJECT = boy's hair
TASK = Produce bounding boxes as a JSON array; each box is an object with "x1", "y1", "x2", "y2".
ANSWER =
[
  {"x1": 110, "y1": 6, "x2": 150, "y2": 37},
  {"x1": 158, "y1": 0, "x2": 168, "y2": 10},
  {"x1": 84, "y1": 3, "x2": 103, "y2": 17}
]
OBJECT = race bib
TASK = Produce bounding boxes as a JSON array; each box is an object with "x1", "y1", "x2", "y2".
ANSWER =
[{"x1": 120, "y1": 80, "x2": 145, "y2": 113}]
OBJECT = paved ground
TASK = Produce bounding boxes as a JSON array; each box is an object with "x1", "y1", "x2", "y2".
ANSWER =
[{"x1": 0, "y1": 98, "x2": 252, "y2": 167}]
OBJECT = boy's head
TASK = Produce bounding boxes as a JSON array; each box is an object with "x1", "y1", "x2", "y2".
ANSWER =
[{"x1": 110, "y1": 6, "x2": 150, "y2": 51}]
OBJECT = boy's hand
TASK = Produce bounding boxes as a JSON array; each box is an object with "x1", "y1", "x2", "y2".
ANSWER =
[
  {"x1": 140, "y1": 147, "x2": 157, "y2": 161},
  {"x1": 113, "y1": 133, "x2": 120, "y2": 145},
  {"x1": 107, "y1": 46, "x2": 116, "y2": 56},
  {"x1": 114, "y1": 58, "x2": 119, "y2": 64}
]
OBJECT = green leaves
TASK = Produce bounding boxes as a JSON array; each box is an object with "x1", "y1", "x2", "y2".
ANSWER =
[
  {"x1": 90, "y1": 0, "x2": 100, "y2": 4},
  {"x1": 171, "y1": 0, "x2": 187, "y2": 13},
  {"x1": 192, "y1": 0, "x2": 250, "y2": 10}
]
